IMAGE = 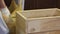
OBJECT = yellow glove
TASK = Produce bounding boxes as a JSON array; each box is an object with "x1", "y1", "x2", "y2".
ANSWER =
[
  {"x1": 9, "y1": 0, "x2": 18, "y2": 13},
  {"x1": 11, "y1": 0, "x2": 25, "y2": 18}
]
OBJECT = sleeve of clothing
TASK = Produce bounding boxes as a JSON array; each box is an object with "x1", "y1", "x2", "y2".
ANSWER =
[
  {"x1": 0, "y1": 11, "x2": 9, "y2": 34},
  {"x1": 0, "y1": 7, "x2": 10, "y2": 17}
]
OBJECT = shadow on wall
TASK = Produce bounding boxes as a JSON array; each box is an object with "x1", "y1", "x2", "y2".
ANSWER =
[
  {"x1": 4, "y1": 0, "x2": 60, "y2": 10},
  {"x1": 24, "y1": 0, "x2": 60, "y2": 10},
  {"x1": 4, "y1": 0, "x2": 12, "y2": 7}
]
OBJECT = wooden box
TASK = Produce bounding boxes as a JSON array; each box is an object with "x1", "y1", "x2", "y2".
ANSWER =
[{"x1": 16, "y1": 8, "x2": 60, "y2": 34}]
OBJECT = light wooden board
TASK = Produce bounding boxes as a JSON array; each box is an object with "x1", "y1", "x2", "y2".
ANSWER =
[
  {"x1": 16, "y1": 12, "x2": 26, "y2": 34},
  {"x1": 21, "y1": 8, "x2": 60, "y2": 18},
  {"x1": 28, "y1": 30, "x2": 60, "y2": 34},
  {"x1": 27, "y1": 16, "x2": 60, "y2": 33},
  {"x1": 16, "y1": 8, "x2": 60, "y2": 34}
]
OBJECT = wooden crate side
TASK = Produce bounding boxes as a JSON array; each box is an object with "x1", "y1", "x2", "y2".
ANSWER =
[
  {"x1": 16, "y1": 26, "x2": 26, "y2": 34},
  {"x1": 24, "y1": 8, "x2": 58, "y2": 12},
  {"x1": 16, "y1": 9, "x2": 60, "y2": 34},
  {"x1": 47, "y1": 30, "x2": 60, "y2": 34},
  {"x1": 16, "y1": 12, "x2": 27, "y2": 34},
  {"x1": 27, "y1": 16, "x2": 60, "y2": 33},
  {"x1": 28, "y1": 30, "x2": 60, "y2": 34},
  {"x1": 54, "y1": 9, "x2": 60, "y2": 16},
  {"x1": 21, "y1": 9, "x2": 60, "y2": 18}
]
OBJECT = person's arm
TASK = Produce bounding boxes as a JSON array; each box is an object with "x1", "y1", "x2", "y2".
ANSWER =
[
  {"x1": 0, "y1": 0, "x2": 11, "y2": 24},
  {"x1": 0, "y1": 0, "x2": 6, "y2": 9},
  {"x1": 0, "y1": 0, "x2": 10, "y2": 17}
]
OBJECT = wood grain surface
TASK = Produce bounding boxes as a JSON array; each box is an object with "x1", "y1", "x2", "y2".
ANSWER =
[{"x1": 16, "y1": 9, "x2": 60, "y2": 34}]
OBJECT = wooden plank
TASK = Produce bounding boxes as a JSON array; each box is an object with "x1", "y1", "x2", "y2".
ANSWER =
[
  {"x1": 16, "y1": 9, "x2": 60, "y2": 34},
  {"x1": 28, "y1": 30, "x2": 60, "y2": 34},
  {"x1": 16, "y1": 12, "x2": 26, "y2": 34},
  {"x1": 21, "y1": 8, "x2": 60, "y2": 18},
  {"x1": 27, "y1": 16, "x2": 60, "y2": 33}
]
